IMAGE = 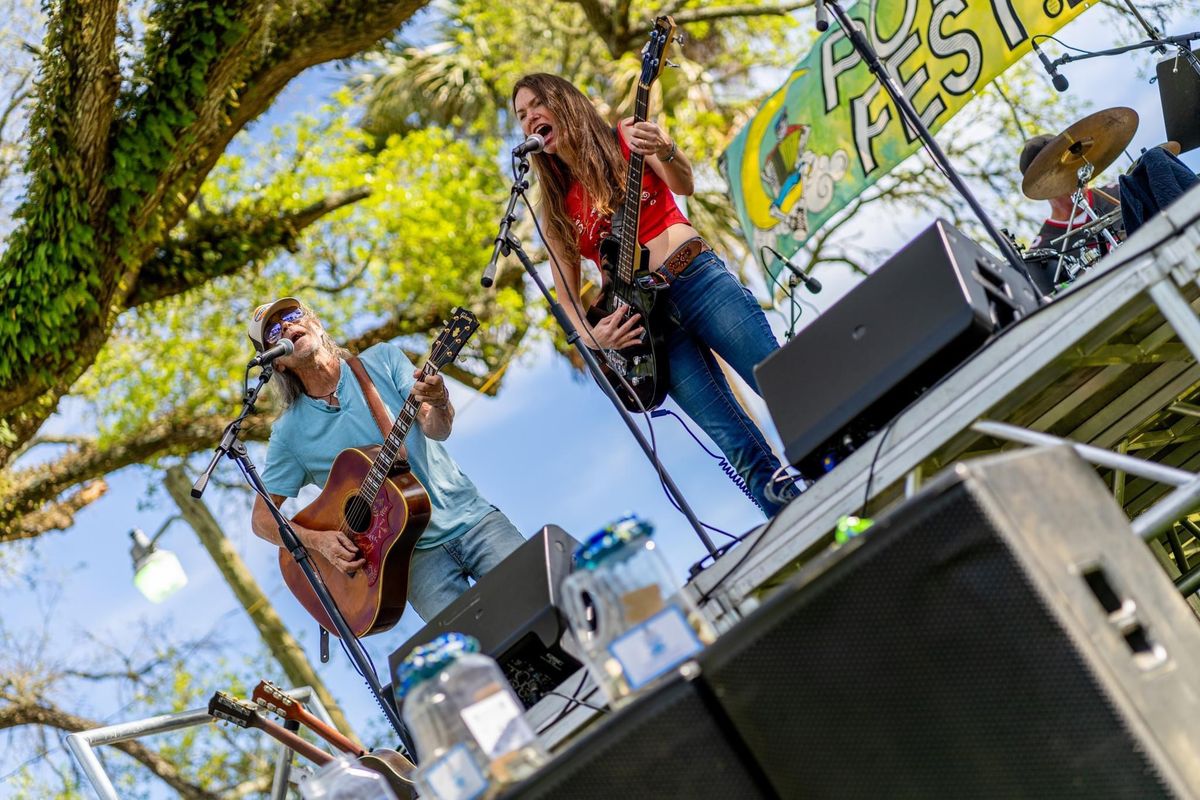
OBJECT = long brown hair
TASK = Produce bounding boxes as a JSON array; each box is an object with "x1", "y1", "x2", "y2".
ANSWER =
[{"x1": 512, "y1": 74, "x2": 627, "y2": 267}]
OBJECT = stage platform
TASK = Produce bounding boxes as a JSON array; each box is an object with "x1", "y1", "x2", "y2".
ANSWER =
[{"x1": 689, "y1": 184, "x2": 1200, "y2": 625}]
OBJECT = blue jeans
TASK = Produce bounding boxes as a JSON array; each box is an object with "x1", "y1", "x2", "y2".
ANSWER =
[
  {"x1": 407, "y1": 510, "x2": 525, "y2": 621},
  {"x1": 664, "y1": 250, "x2": 791, "y2": 516}
]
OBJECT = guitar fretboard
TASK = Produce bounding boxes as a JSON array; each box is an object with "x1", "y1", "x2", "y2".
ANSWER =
[
  {"x1": 617, "y1": 84, "x2": 653, "y2": 288},
  {"x1": 358, "y1": 360, "x2": 439, "y2": 510}
]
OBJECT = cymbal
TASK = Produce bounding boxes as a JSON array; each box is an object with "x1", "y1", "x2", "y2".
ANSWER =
[{"x1": 1021, "y1": 107, "x2": 1139, "y2": 200}]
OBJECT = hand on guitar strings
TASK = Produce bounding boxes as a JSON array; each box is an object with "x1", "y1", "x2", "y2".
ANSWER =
[
  {"x1": 591, "y1": 308, "x2": 645, "y2": 350},
  {"x1": 302, "y1": 525, "x2": 366, "y2": 575},
  {"x1": 625, "y1": 119, "x2": 674, "y2": 161}
]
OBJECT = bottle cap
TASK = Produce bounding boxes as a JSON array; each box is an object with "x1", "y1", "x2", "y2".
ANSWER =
[
  {"x1": 396, "y1": 632, "x2": 481, "y2": 698},
  {"x1": 574, "y1": 514, "x2": 654, "y2": 570}
]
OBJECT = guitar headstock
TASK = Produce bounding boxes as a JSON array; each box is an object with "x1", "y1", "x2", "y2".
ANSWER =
[
  {"x1": 639, "y1": 16, "x2": 678, "y2": 88},
  {"x1": 208, "y1": 691, "x2": 260, "y2": 729},
  {"x1": 252, "y1": 680, "x2": 303, "y2": 723},
  {"x1": 429, "y1": 307, "x2": 480, "y2": 371}
]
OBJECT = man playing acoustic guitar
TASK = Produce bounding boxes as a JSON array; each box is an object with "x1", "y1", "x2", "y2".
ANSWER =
[{"x1": 248, "y1": 297, "x2": 524, "y2": 622}]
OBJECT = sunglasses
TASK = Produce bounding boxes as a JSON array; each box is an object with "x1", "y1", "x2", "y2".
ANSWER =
[{"x1": 265, "y1": 307, "x2": 306, "y2": 345}]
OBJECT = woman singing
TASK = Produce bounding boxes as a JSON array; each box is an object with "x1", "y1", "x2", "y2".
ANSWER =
[{"x1": 512, "y1": 73, "x2": 796, "y2": 515}]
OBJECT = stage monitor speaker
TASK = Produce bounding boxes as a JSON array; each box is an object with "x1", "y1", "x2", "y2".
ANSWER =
[
  {"x1": 388, "y1": 525, "x2": 582, "y2": 709},
  {"x1": 1158, "y1": 51, "x2": 1200, "y2": 154},
  {"x1": 497, "y1": 671, "x2": 775, "y2": 800},
  {"x1": 698, "y1": 446, "x2": 1200, "y2": 799},
  {"x1": 754, "y1": 219, "x2": 1040, "y2": 480}
]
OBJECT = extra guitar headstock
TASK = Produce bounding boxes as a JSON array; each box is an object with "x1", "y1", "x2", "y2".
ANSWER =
[
  {"x1": 252, "y1": 680, "x2": 302, "y2": 723},
  {"x1": 208, "y1": 691, "x2": 260, "y2": 729},
  {"x1": 429, "y1": 308, "x2": 480, "y2": 371},
  {"x1": 639, "y1": 16, "x2": 678, "y2": 88}
]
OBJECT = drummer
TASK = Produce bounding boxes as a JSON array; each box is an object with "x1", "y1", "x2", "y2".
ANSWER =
[{"x1": 1019, "y1": 134, "x2": 1122, "y2": 255}]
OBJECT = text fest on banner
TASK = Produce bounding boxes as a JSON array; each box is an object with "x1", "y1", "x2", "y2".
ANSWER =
[{"x1": 720, "y1": 0, "x2": 1094, "y2": 279}]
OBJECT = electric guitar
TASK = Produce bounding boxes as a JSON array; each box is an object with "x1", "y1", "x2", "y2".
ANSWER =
[
  {"x1": 588, "y1": 15, "x2": 678, "y2": 412},
  {"x1": 278, "y1": 308, "x2": 480, "y2": 637},
  {"x1": 252, "y1": 680, "x2": 416, "y2": 797}
]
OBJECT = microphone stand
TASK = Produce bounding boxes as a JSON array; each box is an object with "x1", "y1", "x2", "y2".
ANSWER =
[
  {"x1": 193, "y1": 364, "x2": 416, "y2": 757},
  {"x1": 820, "y1": 0, "x2": 1042, "y2": 302},
  {"x1": 486, "y1": 155, "x2": 720, "y2": 566},
  {"x1": 1048, "y1": 29, "x2": 1200, "y2": 78}
]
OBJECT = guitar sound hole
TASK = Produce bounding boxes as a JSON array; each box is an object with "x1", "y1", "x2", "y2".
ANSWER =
[{"x1": 343, "y1": 495, "x2": 372, "y2": 534}]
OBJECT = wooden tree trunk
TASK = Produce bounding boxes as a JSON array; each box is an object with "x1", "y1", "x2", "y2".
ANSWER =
[{"x1": 162, "y1": 465, "x2": 360, "y2": 746}]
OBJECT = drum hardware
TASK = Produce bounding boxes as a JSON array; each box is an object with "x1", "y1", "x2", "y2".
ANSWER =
[
  {"x1": 1022, "y1": 107, "x2": 1138, "y2": 285},
  {"x1": 1047, "y1": 207, "x2": 1123, "y2": 245}
]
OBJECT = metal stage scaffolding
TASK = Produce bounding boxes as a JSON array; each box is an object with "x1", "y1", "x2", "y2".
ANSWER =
[
  {"x1": 690, "y1": 184, "x2": 1200, "y2": 625},
  {"x1": 65, "y1": 685, "x2": 338, "y2": 800}
]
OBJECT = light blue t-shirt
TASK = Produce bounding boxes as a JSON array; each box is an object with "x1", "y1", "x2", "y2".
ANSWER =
[{"x1": 262, "y1": 342, "x2": 495, "y2": 548}]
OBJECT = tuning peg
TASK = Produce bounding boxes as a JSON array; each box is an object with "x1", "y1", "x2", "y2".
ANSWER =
[
  {"x1": 666, "y1": 59, "x2": 680, "y2": 69},
  {"x1": 674, "y1": 33, "x2": 685, "y2": 45}
]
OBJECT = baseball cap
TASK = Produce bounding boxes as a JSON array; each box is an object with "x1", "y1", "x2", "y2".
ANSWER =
[
  {"x1": 247, "y1": 297, "x2": 301, "y2": 352},
  {"x1": 1019, "y1": 134, "x2": 1055, "y2": 176}
]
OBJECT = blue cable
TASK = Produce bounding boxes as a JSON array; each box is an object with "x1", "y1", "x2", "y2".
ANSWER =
[{"x1": 650, "y1": 408, "x2": 763, "y2": 513}]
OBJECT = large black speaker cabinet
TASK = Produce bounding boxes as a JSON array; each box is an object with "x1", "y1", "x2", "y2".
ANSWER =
[
  {"x1": 755, "y1": 219, "x2": 1040, "y2": 479},
  {"x1": 497, "y1": 671, "x2": 774, "y2": 799},
  {"x1": 698, "y1": 446, "x2": 1200, "y2": 798},
  {"x1": 1158, "y1": 51, "x2": 1200, "y2": 154},
  {"x1": 389, "y1": 525, "x2": 581, "y2": 709}
]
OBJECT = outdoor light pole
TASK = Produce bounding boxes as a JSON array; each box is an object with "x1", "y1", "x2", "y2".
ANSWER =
[{"x1": 128, "y1": 514, "x2": 190, "y2": 602}]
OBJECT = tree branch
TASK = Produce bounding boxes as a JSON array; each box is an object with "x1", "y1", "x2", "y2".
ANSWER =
[
  {"x1": 0, "y1": 699, "x2": 222, "y2": 800},
  {"x1": 127, "y1": 187, "x2": 371, "y2": 310},
  {"x1": 0, "y1": 413, "x2": 272, "y2": 540},
  {"x1": 673, "y1": 1, "x2": 812, "y2": 25}
]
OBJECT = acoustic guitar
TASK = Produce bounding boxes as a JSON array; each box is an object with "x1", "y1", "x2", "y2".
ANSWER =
[
  {"x1": 278, "y1": 308, "x2": 480, "y2": 637},
  {"x1": 252, "y1": 680, "x2": 416, "y2": 798},
  {"x1": 210, "y1": 690, "x2": 415, "y2": 798},
  {"x1": 208, "y1": 690, "x2": 335, "y2": 766},
  {"x1": 588, "y1": 15, "x2": 678, "y2": 412}
]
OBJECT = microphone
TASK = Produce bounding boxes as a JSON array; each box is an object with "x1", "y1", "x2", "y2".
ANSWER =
[
  {"x1": 248, "y1": 338, "x2": 294, "y2": 367},
  {"x1": 1031, "y1": 39, "x2": 1069, "y2": 92},
  {"x1": 814, "y1": 0, "x2": 829, "y2": 31},
  {"x1": 512, "y1": 133, "x2": 545, "y2": 158},
  {"x1": 765, "y1": 246, "x2": 822, "y2": 294}
]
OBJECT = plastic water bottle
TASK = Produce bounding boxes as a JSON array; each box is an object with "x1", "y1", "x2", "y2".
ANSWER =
[
  {"x1": 300, "y1": 754, "x2": 398, "y2": 800},
  {"x1": 560, "y1": 515, "x2": 716, "y2": 708},
  {"x1": 398, "y1": 633, "x2": 547, "y2": 798}
]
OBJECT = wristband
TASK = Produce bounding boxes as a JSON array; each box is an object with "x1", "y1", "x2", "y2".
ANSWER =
[{"x1": 662, "y1": 141, "x2": 677, "y2": 163}]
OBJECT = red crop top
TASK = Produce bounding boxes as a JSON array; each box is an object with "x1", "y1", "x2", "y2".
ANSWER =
[{"x1": 564, "y1": 124, "x2": 691, "y2": 264}]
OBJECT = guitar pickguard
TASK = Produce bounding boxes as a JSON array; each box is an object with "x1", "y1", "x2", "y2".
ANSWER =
[{"x1": 355, "y1": 492, "x2": 396, "y2": 586}]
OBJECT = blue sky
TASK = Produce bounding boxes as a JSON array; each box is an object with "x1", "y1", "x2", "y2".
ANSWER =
[{"x1": 4, "y1": 2, "x2": 1200, "y2": 792}]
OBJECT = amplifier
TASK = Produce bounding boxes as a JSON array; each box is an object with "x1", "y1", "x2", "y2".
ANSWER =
[
  {"x1": 388, "y1": 525, "x2": 581, "y2": 709},
  {"x1": 1158, "y1": 50, "x2": 1200, "y2": 154},
  {"x1": 755, "y1": 219, "x2": 1039, "y2": 479},
  {"x1": 496, "y1": 670, "x2": 775, "y2": 799},
  {"x1": 698, "y1": 446, "x2": 1200, "y2": 798}
]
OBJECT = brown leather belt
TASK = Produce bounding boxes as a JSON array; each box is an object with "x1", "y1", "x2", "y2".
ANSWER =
[{"x1": 657, "y1": 237, "x2": 712, "y2": 281}]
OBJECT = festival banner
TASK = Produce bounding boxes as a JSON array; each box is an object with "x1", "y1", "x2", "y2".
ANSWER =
[{"x1": 721, "y1": 0, "x2": 1094, "y2": 278}]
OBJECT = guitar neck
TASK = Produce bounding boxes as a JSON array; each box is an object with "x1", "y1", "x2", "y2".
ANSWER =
[
  {"x1": 251, "y1": 715, "x2": 335, "y2": 766},
  {"x1": 617, "y1": 84, "x2": 653, "y2": 285},
  {"x1": 360, "y1": 359, "x2": 440, "y2": 504},
  {"x1": 291, "y1": 703, "x2": 364, "y2": 757}
]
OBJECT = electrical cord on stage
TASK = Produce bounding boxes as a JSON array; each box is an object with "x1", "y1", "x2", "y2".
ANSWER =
[
  {"x1": 1032, "y1": 33, "x2": 1097, "y2": 56},
  {"x1": 536, "y1": 670, "x2": 590, "y2": 735},
  {"x1": 695, "y1": 494, "x2": 796, "y2": 607},
  {"x1": 650, "y1": 408, "x2": 760, "y2": 523}
]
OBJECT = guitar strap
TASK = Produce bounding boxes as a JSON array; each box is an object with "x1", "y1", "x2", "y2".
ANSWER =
[{"x1": 346, "y1": 357, "x2": 393, "y2": 440}]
